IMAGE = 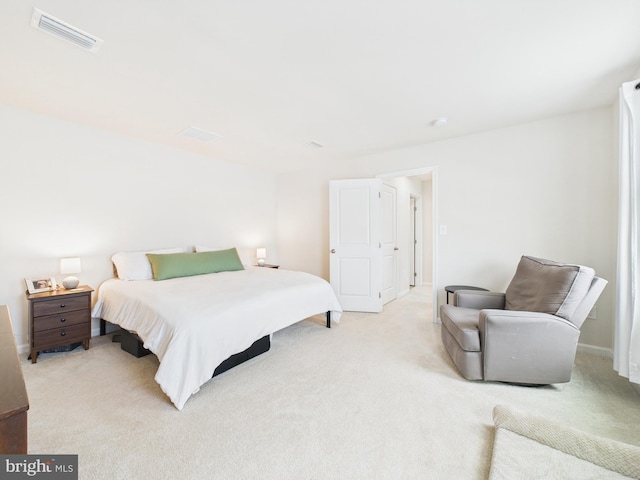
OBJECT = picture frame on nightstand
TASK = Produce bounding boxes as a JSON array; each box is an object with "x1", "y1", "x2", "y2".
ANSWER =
[{"x1": 25, "y1": 276, "x2": 57, "y2": 294}]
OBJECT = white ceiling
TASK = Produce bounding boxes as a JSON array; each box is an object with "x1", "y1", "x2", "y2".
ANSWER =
[{"x1": 1, "y1": 1, "x2": 639, "y2": 173}]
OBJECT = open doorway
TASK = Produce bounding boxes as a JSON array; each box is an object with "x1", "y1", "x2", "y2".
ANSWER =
[{"x1": 376, "y1": 167, "x2": 437, "y2": 323}]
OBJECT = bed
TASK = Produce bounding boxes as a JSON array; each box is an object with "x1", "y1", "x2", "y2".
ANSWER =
[{"x1": 91, "y1": 248, "x2": 343, "y2": 410}]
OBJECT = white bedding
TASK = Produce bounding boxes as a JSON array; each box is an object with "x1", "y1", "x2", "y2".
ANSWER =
[{"x1": 92, "y1": 267, "x2": 342, "y2": 410}]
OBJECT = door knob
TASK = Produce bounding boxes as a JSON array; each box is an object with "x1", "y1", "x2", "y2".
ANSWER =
[{"x1": 331, "y1": 249, "x2": 336, "y2": 253}]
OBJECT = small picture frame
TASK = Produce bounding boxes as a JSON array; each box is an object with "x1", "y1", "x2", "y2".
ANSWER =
[{"x1": 25, "y1": 276, "x2": 57, "y2": 294}]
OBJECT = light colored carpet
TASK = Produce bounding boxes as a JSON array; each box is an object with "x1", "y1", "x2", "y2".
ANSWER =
[{"x1": 21, "y1": 287, "x2": 640, "y2": 479}]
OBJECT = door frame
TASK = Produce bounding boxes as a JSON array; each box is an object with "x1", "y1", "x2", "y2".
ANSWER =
[
  {"x1": 409, "y1": 194, "x2": 421, "y2": 287},
  {"x1": 380, "y1": 183, "x2": 398, "y2": 305},
  {"x1": 376, "y1": 167, "x2": 438, "y2": 324}
]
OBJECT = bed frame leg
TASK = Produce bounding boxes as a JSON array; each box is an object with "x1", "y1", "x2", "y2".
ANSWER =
[{"x1": 326, "y1": 311, "x2": 331, "y2": 328}]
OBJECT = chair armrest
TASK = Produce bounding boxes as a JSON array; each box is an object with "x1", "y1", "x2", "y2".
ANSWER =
[
  {"x1": 478, "y1": 310, "x2": 580, "y2": 384},
  {"x1": 454, "y1": 291, "x2": 505, "y2": 309},
  {"x1": 479, "y1": 309, "x2": 578, "y2": 332}
]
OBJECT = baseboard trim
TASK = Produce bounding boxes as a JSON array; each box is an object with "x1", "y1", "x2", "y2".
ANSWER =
[
  {"x1": 91, "y1": 326, "x2": 103, "y2": 338},
  {"x1": 577, "y1": 343, "x2": 613, "y2": 358},
  {"x1": 397, "y1": 288, "x2": 411, "y2": 298}
]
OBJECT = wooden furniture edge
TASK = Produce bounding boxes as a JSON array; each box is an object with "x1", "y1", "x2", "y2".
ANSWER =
[{"x1": 0, "y1": 304, "x2": 29, "y2": 453}]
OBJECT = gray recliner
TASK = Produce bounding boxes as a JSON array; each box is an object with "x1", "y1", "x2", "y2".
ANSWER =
[{"x1": 439, "y1": 256, "x2": 607, "y2": 385}]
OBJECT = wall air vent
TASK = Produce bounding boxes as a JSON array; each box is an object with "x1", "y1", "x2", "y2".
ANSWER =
[
  {"x1": 179, "y1": 127, "x2": 223, "y2": 143},
  {"x1": 31, "y1": 8, "x2": 103, "y2": 52}
]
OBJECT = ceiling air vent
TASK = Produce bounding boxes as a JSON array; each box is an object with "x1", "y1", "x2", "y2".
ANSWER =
[
  {"x1": 31, "y1": 8, "x2": 103, "y2": 52},
  {"x1": 304, "y1": 141, "x2": 324, "y2": 149},
  {"x1": 179, "y1": 127, "x2": 223, "y2": 143}
]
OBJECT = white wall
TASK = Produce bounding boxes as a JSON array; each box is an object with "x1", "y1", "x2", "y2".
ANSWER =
[
  {"x1": 0, "y1": 104, "x2": 278, "y2": 351},
  {"x1": 422, "y1": 178, "x2": 433, "y2": 284},
  {"x1": 3, "y1": 103, "x2": 615, "y2": 352},
  {"x1": 277, "y1": 107, "x2": 616, "y2": 350}
]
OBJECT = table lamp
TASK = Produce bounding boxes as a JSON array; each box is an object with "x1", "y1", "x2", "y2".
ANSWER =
[
  {"x1": 60, "y1": 257, "x2": 81, "y2": 289},
  {"x1": 256, "y1": 248, "x2": 266, "y2": 267}
]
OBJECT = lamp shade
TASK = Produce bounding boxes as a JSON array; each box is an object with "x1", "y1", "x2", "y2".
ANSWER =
[
  {"x1": 256, "y1": 247, "x2": 266, "y2": 267},
  {"x1": 60, "y1": 257, "x2": 81, "y2": 289}
]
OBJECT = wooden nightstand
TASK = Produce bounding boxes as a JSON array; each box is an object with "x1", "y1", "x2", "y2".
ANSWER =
[{"x1": 27, "y1": 285, "x2": 93, "y2": 364}]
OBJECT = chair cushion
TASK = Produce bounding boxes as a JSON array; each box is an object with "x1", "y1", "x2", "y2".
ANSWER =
[
  {"x1": 440, "y1": 305, "x2": 481, "y2": 352},
  {"x1": 505, "y1": 256, "x2": 595, "y2": 320}
]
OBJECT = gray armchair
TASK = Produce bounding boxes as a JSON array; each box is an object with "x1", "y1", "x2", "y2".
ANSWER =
[{"x1": 439, "y1": 256, "x2": 607, "y2": 384}]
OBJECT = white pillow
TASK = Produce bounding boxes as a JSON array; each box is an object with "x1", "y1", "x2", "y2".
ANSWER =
[
  {"x1": 194, "y1": 245, "x2": 227, "y2": 252},
  {"x1": 112, "y1": 247, "x2": 187, "y2": 281}
]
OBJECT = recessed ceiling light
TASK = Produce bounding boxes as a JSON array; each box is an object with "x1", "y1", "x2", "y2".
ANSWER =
[
  {"x1": 432, "y1": 117, "x2": 448, "y2": 127},
  {"x1": 304, "y1": 141, "x2": 324, "y2": 149},
  {"x1": 179, "y1": 127, "x2": 223, "y2": 142}
]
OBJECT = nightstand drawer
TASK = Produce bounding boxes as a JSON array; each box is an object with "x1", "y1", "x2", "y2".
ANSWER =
[
  {"x1": 32, "y1": 295, "x2": 89, "y2": 317},
  {"x1": 33, "y1": 323, "x2": 89, "y2": 349},
  {"x1": 32, "y1": 309, "x2": 88, "y2": 333}
]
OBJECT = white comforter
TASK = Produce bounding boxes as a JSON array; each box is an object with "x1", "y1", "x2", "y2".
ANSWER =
[{"x1": 92, "y1": 267, "x2": 342, "y2": 410}]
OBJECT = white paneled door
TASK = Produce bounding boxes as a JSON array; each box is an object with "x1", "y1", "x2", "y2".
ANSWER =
[{"x1": 329, "y1": 179, "x2": 397, "y2": 312}]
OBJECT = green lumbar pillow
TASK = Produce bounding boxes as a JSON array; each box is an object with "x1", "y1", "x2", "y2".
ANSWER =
[{"x1": 146, "y1": 248, "x2": 244, "y2": 281}]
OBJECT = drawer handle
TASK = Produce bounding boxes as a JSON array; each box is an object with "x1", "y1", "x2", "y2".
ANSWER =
[
  {"x1": 60, "y1": 304, "x2": 66, "y2": 308},
  {"x1": 60, "y1": 318, "x2": 66, "y2": 323},
  {"x1": 60, "y1": 330, "x2": 66, "y2": 337}
]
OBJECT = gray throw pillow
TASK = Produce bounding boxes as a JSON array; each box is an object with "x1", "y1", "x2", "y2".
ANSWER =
[{"x1": 505, "y1": 256, "x2": 595, "y2": 320}]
